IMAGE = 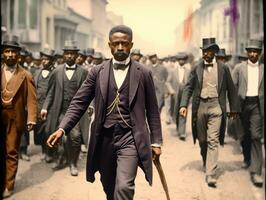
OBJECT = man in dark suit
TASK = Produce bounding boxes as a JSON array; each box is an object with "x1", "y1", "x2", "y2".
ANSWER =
[
  {"x1": 148, "y1": 53, "x2": 168, "y2": 112},
  {"x1": 1, "y1": 35, "x2": 37, "y2": 198},
  {"x1": 44, "y1": 41, "x2": 88, "y2": 176},
  {"x1": 47, "y1": 25, "x2": 162, "y2": 200},
  {"x1": 33, "y1": 48, "x2": 55, "y2": 162},
  {"x1": 179, "y1": 38, "x2": 240, "y2": 187},
  {"x1": 232, "y1": 40, "x2": 264, "y2": 187}
]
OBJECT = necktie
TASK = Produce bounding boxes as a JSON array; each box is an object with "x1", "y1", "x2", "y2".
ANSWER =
[
  {"x1": 205, "y1": 63, "x2": 213, "y2": 67},
  {"x1": 65, "y1": 67, "x2": 76, "y2": 70},
  {"x1": 113, "y1": 63, "x2": 128, "y2": 70}
]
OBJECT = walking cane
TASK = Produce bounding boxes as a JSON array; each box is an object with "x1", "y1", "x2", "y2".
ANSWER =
[{"x1": 153, "y1": 155, "x2": 170, "y2": 200}]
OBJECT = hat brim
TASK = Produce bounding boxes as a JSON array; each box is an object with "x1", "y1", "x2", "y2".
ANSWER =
[
  {"x1": 62, "y1": 48, "x2": 80, "y2": 51},
  {"x1": 40, "y1": 52, "x2": 54, "y2": 58},
  {"x1": 245, "y1": 46, "x2": 262, "y2": 51},
  {"x1": 200, "y1": 44, "x2": 219, "y2": 52},
  {"x1": 176, "y1": 56, "x2": 188, "y2": 60},
  {"x1": 2, "y1": 44, "x2": 22, "y2": 51}
]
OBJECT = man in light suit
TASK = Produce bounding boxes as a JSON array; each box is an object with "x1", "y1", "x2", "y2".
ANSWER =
[
  {"x1": 232, "y1": 40, "x2": 264, "y2": 187},
  {"x1": 166, "y1": 52, "x2": 190, "y2": 140},
  {"x1": 47, "y1": 25, "x2": 162, "y2": 200},
  {"x1": 179, "y1": 38, "x2": 240, "y2": 187},
  {"x1": 1, "y1": 35, "x2": 37, "y2": 198}
]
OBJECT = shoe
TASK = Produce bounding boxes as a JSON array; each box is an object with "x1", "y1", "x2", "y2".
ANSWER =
[
  {"x1": 2, "y1": 188, "x2": 13, "y2": 198},
  {"x1": 45, "y1": 155, "x2": 53, "y2": 163},
  {"x1": 52, "y1": 162, "x2": 65, "y2": 170},
  {"x1": 20, "y1": 153, "x2": 30, "y2": 161},
  {"x1": 80, "y1": 145, "x2": 87, "y2": 153},
  {"x1": 70, "y1": 164, "x2": 78, "y2": 176},
  {"x1": 206, "y1": 175, "x2": 217, "y2": 187},
  {"x1": 250, "y1": 173, "x2": 263, "y2": 187},
  {"x1": 241, "y1": 161, "x2": 250, "y2": 169},
  {"x1": 179, "y1": 135, "x2": 186, "y2": 141}
]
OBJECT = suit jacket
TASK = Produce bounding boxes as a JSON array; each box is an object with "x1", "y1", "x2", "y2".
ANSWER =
[
  {"x1": 232, "y1": 61, "x2": 264, "y2": 117},
  {"x1": 180, "y1": 60, "x2": 240, "y2": 145},
  {"x1": 59, "y1": 59, "x2": 163, "y2": 185},
  {"x1": 44, "y1": 64, "x2": 88, "y2": 135},
  {"x1": 1, "y1": 64, "x2": 37, "y2": 132}
]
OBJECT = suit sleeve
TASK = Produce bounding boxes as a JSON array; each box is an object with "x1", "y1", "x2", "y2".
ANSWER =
[
  {"x1": 145, "y1": 70, "x2": 163, "y2": 144},
  {"x1": 26, "y1": 74, "x2": 37, "y2": 124},
  {"x1": 225, "y1": 66, "x2": 240, "y2": 112},
  {"x1": 42, "y1": 70, "x2": 56, "y2": 111},
  {"x1": 179, "y1": 67, "x2": 195, "y2": 108},
  {"x1": 58, "y1": 68, "x2": 97, "y2": 133}
]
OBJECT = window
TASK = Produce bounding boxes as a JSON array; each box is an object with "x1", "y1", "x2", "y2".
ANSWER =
[
  {"x1": 29, "y1": 0, "x2": 38, "y2": 29},
  {"x1": 10, "y1": 0, "x2": 15, "y2": 29},
  {"x1": 18, "y1": 0, "x2": 26, "y2": 28}
]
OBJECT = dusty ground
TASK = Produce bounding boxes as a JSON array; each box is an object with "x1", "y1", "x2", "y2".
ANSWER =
[{"x1": 6, "y1": 108, "x2": 265, "y2": 200}]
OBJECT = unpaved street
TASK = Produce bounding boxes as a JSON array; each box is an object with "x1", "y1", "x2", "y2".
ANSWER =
[{"x1": 6, "y1": 108, "x2": 265, "y2": 200}]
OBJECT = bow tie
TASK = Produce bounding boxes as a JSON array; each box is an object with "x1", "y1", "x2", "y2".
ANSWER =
[
  {"x1": 113, "y1": 63, "x2": 128, "y2": 70},
  {"x1": 205, "y1": 63, "x2": 213, "y2": 67},
  {"x1": 65, "y1": 67, "x2": 76, "y2": 71}
]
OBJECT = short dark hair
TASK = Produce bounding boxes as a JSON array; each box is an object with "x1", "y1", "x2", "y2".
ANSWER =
[{"x1": 109, "y1": 25, "x2": 133, "y2": 41}]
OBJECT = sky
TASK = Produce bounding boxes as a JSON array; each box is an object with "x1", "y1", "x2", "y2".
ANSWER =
[{"x1": 106, "y1": 0, "x2": 201, "y2": 57}]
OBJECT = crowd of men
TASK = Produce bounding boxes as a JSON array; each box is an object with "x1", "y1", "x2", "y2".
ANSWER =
[{"x1": 1, "y1": 24, "x2": 264, "y2": 199}]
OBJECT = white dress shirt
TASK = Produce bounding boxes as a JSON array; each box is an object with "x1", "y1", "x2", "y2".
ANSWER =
[
  {"x1": 246, "y1": 60, "x2": 259, "y2": 97},
  {"x1": 65, "y1": 64, "x2": 76, "y2": 80},
  {"x1": 204, "y1": 58, "x2": 216, "y2": 72},
  {"x1": 112, "y1": 57, "x2": 130, "y2": 89},
  {"x1": 178, "y1": 65, "x2": 185, "y2": 83}
]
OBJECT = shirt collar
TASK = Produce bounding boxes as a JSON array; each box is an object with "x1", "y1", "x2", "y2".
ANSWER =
[
  {"x1": 65, "y1": 63, "x2": 76, "y2": 69},
  {"x1": 204, "y1": 58, "x2": 216, "y2": 65},
  {"x1": 112, "y1": 56, "x2": 130, "y2": 66},
  {"x1": 248, "y1": 60, "x2": 259, "y2": 67}
]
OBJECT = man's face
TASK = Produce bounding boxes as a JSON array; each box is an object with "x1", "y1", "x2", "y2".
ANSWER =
[
  {"x1": 86, "y1": 56, "x2": 93, "y2": 64},
  {"x1": 93, "y1": 58, "x2": 103, "y2": 65},
  {"x1": 177, "y1": 59, "x2": 186, "y2": 66},
  {"x1": 76, "y1": 55, "x2": 86, "y2": 65},
  {"x1": 41, "y1": 55, "x2": 52, "y2": 69},
  {"x1": 63, "y1": 50, "x2": 78, "y2": 66},
  {"x1": 202, "y1": 48, "x2": 215, "y2": 63},
  {"x1": 131, "y1": 54, "x2": 141, "y2": 62},
  {"x1": 108, "y1": 32, "x2": 133, "y2": 61},
  {"x1": 33, "y1": 59, "x2": 42, "y2": 67},
  {"x1": 25, "y1": 55, "x2": 33, "y2": 64},
  {"x1": 3, "y1": 47, "x2": 19, "y2": 66},
  {"x1": 216, "y1": 57, "x2": 226, "y2": 63},
  {"x1": 150, "y1": 56, "x2": 158, "y2": 65},
  {"x1": 247, "y1": 49, "x2": 261, "y2": 63}
]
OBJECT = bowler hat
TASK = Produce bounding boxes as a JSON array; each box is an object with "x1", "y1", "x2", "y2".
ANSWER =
[
  {"x1": 86, "y1": 48, "x2": 95, "y2": 56},
  {"x1": 237, "y1": 54, "x2": 248, "y2": 60},
  {"x1": 54, "y1": 50, "x2": 63, "y2": 58},
  {"x1": 92, "y1": 52, "x2": 103, "y2": 59},
  {"x1": 62, "y1": 40, "x2": 79, "y2": 51},
  {"x1": 131, "y1": 49, "x2": 142, "y2": 56},
  {"x1": 2, "y1": 35, "x2": 21, "y2": 51},
  {"x1": 78, "y1": 49, "x2": 88, "y2": 57},
  {"x1": 200, "y1": 37, "x2": 219, "y2": 52},
  {"x1": 148, "y1": 53, "x2": 157, "y2": 58},
  {"x1": 245, "y1": 39, "x2": 263, "y2": 51},
  {"x1": 176, "y1": 52, "x2": 188, "y2": 60},
  {"x1": 20, "y1": 46, "x2": 30, "y2": 56},
  {"x1": 40, "y1": 48, "x2": 55, "y2": 58}
]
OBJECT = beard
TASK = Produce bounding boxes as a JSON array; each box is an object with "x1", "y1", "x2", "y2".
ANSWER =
[
  {"x1": 4, "y1": 58, "x2": 17, "y2": 67},
  {"x1": 113, "y1": 51, "x2": 129, "y2": 61}
]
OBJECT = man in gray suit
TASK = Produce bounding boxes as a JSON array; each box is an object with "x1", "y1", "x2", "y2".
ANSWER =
[
  {"x1": 149, "y1": 53, "x2": 168, "y2": 112},
  {"x1": 232, "y1": 40, "x2": 264, "y2": 187},
  {"x1": 166, "y1": 52, "x2": 190, "y2": 140},
  {"x1": 47, "y1": 25, "x2": 162, "y2": 200},
  {"x1": 179, "y1": 38, "x2": 240, "y2": 187}
]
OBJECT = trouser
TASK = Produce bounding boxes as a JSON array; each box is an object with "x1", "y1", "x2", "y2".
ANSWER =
[
  {"x1": 196, "y1": 98, "x2": 222, "y2": 176},
  {"x1": 99, "y1": 124, "x2": 138, "y2": 200},
  {"x1": 240, "y1": 97, "x2": 263, "y2": 175},
  {"x1": 164, "y1": 95, "x2": 173, "y2": 123},
  {"x1": 175, "y1": 90, "x2": 187, "y2": 137},
  {"x1": 20, "y1": 131, "x2": 29, "y2": 155},
  {"x1": 1, "y1": 109, "x2": 22, "y2": 190}
]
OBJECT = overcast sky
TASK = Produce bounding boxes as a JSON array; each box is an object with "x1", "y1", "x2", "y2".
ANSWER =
[{"x1": 106, "y1": 0, "x2": 201, "y2": 57}]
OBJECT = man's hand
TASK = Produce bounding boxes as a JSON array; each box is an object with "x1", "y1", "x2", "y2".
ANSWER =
[
  {"x1": 179, "y1": 107, "x2": 187, "y2": 117},
  {"x1": 40, "y1": 110, "x2": 48, "y2": 121},
  {"x1": 47, "y1": 129, "x2": 64, "y2": 148},
  {"x1": 27, "y1": 123, "x2": 35, "y2": 131},
  {"x1": 152, "y1": 147, "x2": 162, "y2": 160}
]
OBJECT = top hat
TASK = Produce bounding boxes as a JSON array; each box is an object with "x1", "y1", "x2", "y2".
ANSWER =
[
  {"x1": 2, "y1": 34, "x2": 22, "y2": 51},
  {"x1": 40, "y1": 48, "x2": 55, "y2": 58},
  {"x1": 245, "y1": 39, "x2": 263, "y2": 51},
  {"x1": 86, "y1": 48, "x2": 95, "y2": 56},
  {"x1": 131, "y1": 49, "x2": 142, "y2": 56},
  {"x1": 92, "y1": 52, "x2": 103, "y2": 59},
  {"x1": 200, "y1": 37, "x2": 219, "y2": 52},
  {"x1": 216, "y1": 48, "x2": 227, "y2": 57},
  {"x1": 176, "y1": 52, "x2": 188, "y2": 60},
  {"x1": 62, "y1": 40, "x2": 79, "y2": 51}
]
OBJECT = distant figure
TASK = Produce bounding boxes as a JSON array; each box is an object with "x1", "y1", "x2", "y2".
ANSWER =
[{"x1": 130, "y1": 49, "x2": 143, "y2": 62}]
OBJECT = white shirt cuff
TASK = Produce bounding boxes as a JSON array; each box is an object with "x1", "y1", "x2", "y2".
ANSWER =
[
  {"x1": 58, "y1": 128, "x2": 66, "y2": 135},
  {"x1": 151, "y1": 143, "x2": 162, "y2": 147}
]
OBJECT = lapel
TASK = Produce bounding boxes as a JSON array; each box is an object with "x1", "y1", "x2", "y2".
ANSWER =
[
  {"x1": 217, "y1": 62, "x2": 224, "y2": 94},
  {"x1": 129, "y1": 60, "x2": 141, "y2": 106},
  {"x1": 34, "y1": 69, "x2": 42, "y2": 87},
  {"x1": 99, "y1": 60, "x2": 111, "y2": 105},
  {"x1": 258, "y1": 63, "x2": 264, "y2": 87},
  {"x1": 242, "y1": 62, "x2": 248, "y2": 85},
  {"x1": 58, "y1": 64, "x2": 65, "y2": 89},
  {"x1": 195, "y1": 60, "x2": 204, "y2": 88},
  {"x1": 75, "y1": 65, "x2": 83, "y2": 87}
]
